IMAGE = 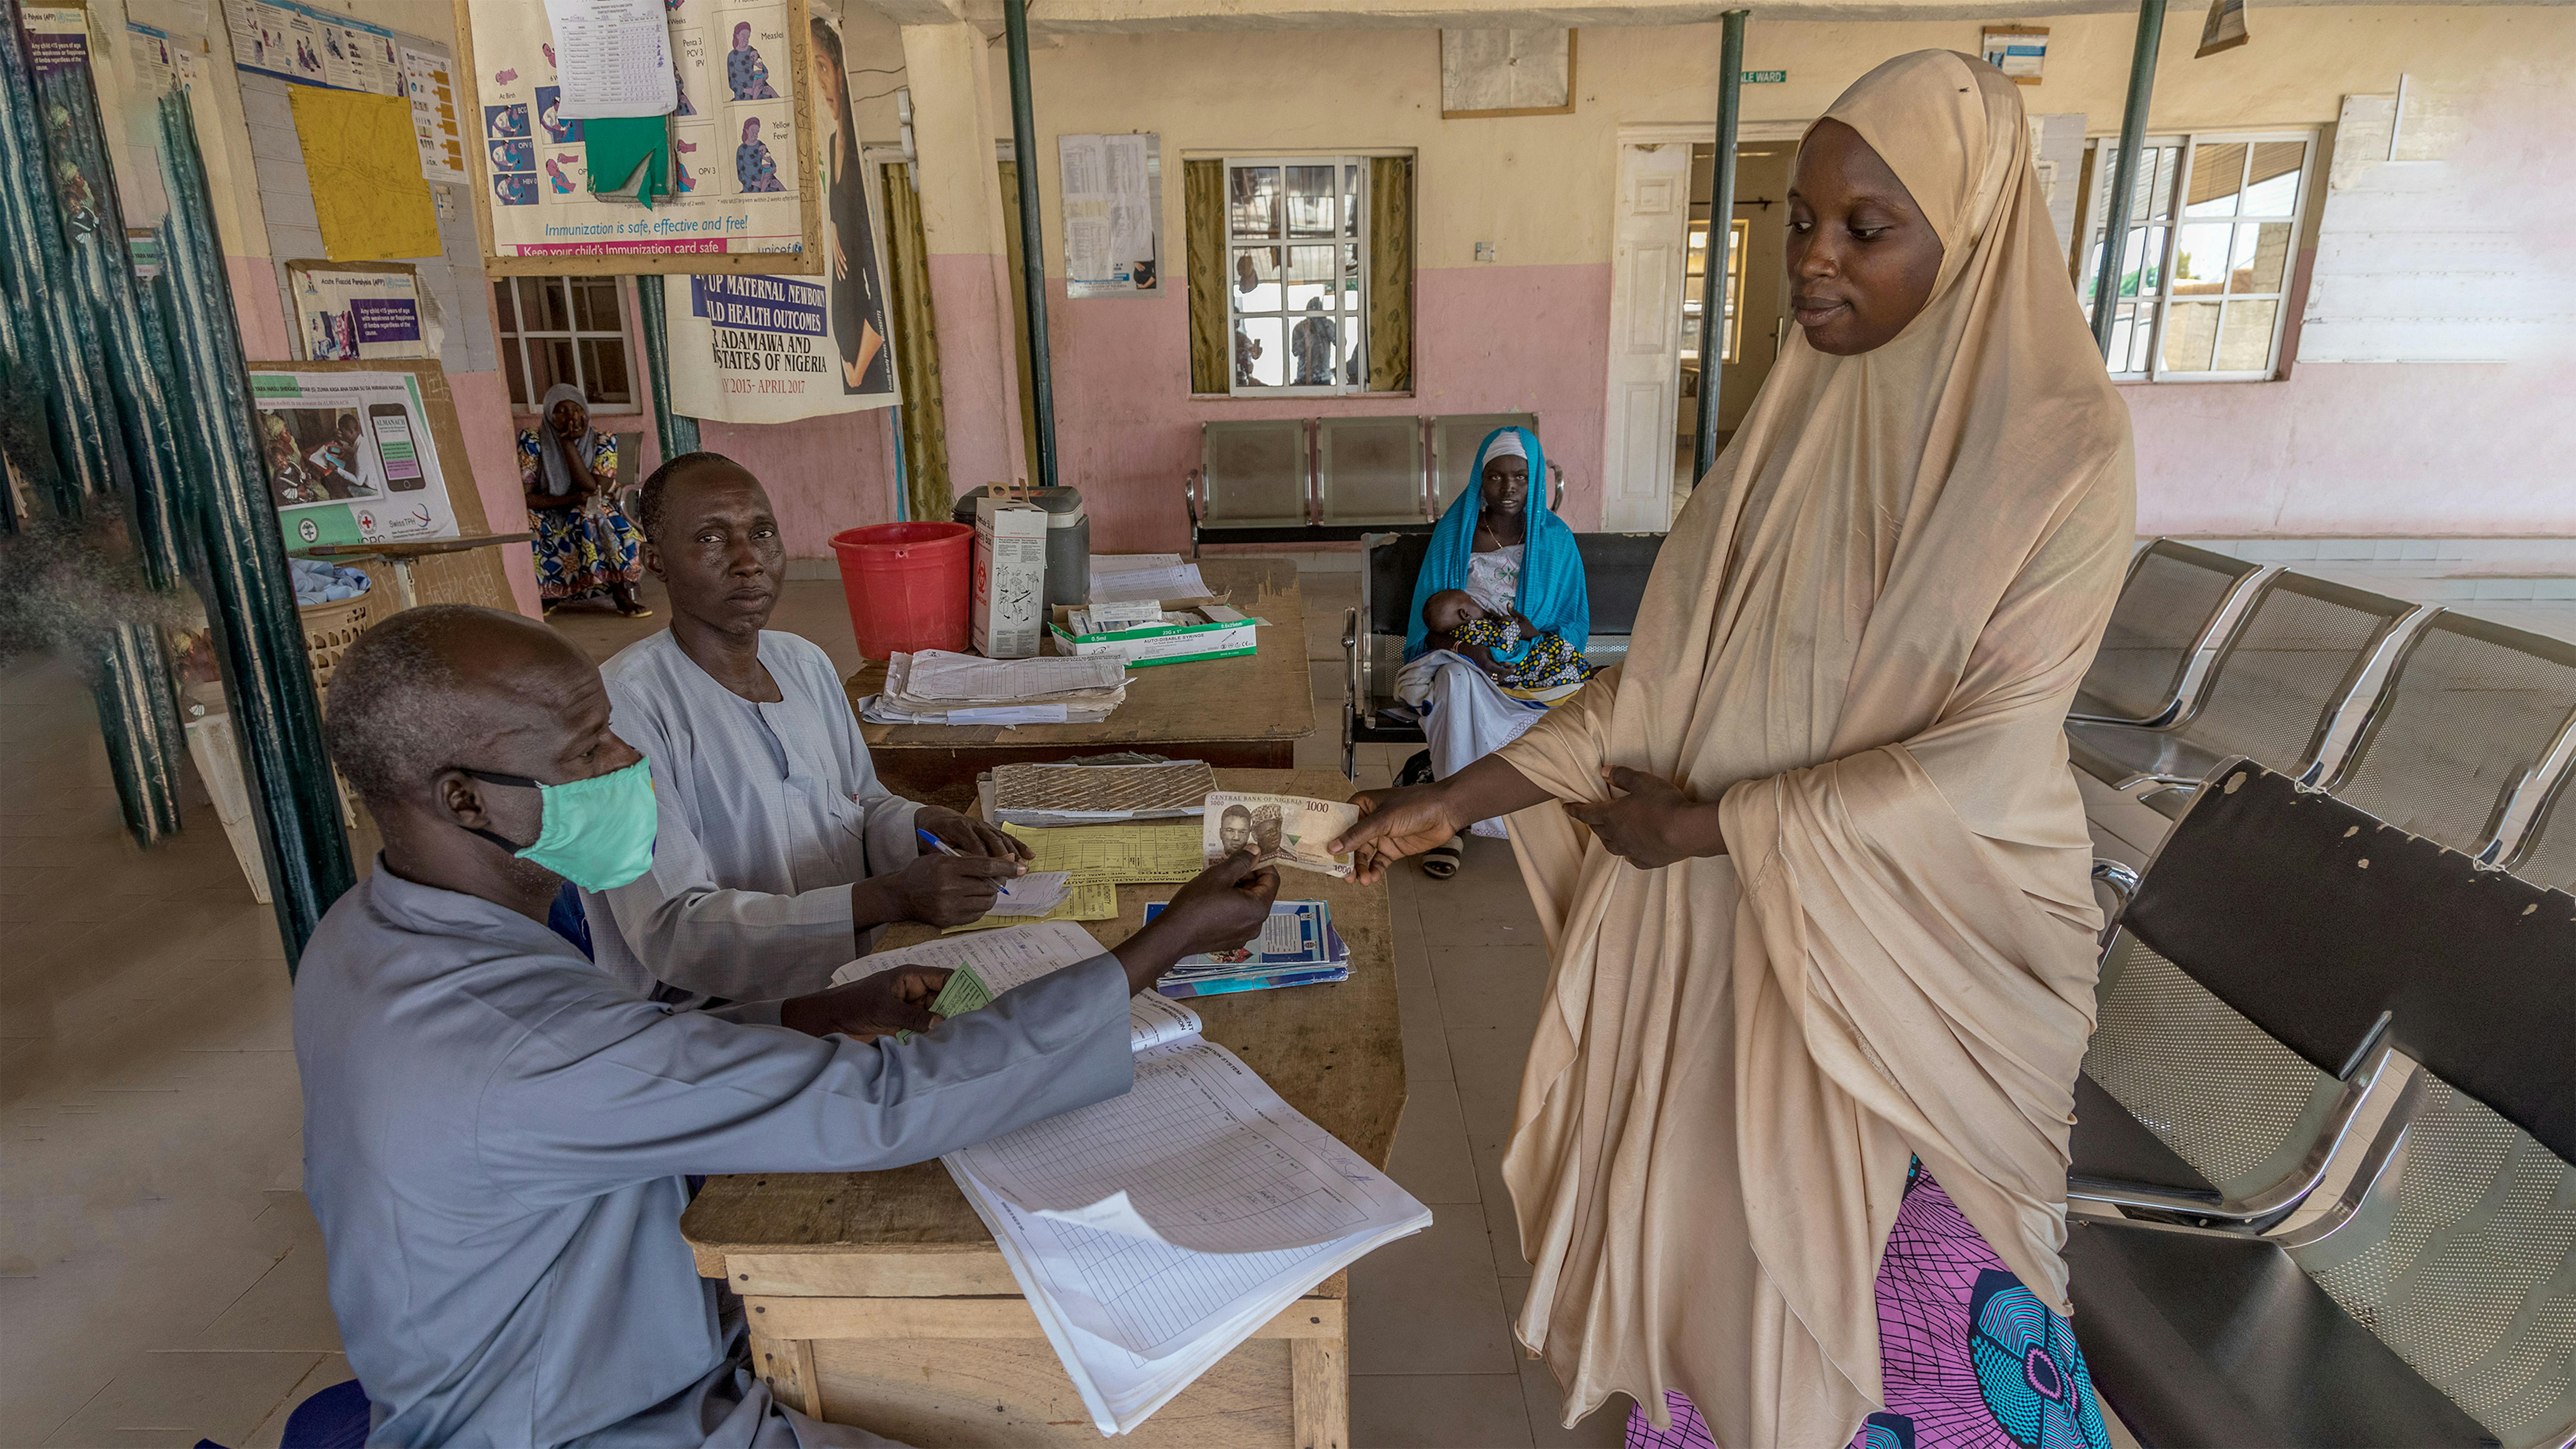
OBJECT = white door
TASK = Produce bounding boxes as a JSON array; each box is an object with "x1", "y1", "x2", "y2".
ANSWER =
[{"x1": 1598, "y1": 142, "x2": 1692, "y2": 533}]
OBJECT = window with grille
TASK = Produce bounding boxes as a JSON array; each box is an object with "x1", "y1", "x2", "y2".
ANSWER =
[
  {"x1": 492, "y1": 276, "x2": 638, "y2": 411},
  {"x1": 2077, "y1": 132, "x2": 2314, "y2": 381},
  {"x1": 1224, "y1": 157, "x2": 1370, "y2": 395}
]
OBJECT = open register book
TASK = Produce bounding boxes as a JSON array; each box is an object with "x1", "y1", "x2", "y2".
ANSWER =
[{"x1": 832, "y1": 922, "x2": 1431, "y2": 1434}]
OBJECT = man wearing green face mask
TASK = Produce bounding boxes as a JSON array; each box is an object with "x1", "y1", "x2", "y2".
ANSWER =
[
  {"x1": 297, "y1": 604, "x2": 1280, "y2": 1446},
  {"x1": 585, "y1": 452, "x2": 1031, "y2": 1003}
]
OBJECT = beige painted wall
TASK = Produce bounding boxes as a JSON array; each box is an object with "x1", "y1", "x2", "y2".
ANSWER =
[{"x1": 981, "y1": 6, "x2": 2573, "y2": 275}]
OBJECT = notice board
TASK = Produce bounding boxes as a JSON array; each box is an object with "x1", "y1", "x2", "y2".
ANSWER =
[{"x1": 451, "y1": 0, "x2": 822, "y2": 275}]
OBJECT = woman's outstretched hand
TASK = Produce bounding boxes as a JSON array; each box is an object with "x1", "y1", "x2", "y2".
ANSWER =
[
  {"x1": 1563, "y1": 766, "x2": 1727, "y2": 869},
  {"x1": 1331, "y1": 786, "x2": 1464, "y2": 884}
]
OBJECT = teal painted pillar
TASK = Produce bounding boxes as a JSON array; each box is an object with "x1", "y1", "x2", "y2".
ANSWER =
[
  {"x1": 2090, "y1": 0, "x2": 2170, "y2": 359},
  {"x1": 1689, "y1": 10, "x2": 1750, "y2": 489},
  {"x1": 1002, "y1": 0, "x2": 1058, "y2": 491},
  {"x1": 636, "y1": 275, "x2": 701, "y2": 463},
  {"x1": 155, "y1": 92, "x2": 355, "y2": 964}
]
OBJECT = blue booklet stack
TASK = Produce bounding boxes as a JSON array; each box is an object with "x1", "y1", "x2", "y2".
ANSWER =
[{"x1": 1150, "y1": 899, "x2": 1350, "y2": 998}]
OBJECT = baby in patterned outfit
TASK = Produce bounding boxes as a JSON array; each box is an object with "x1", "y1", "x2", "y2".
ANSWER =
[{"x1": 1423, "y1": 589, "x2": 1598, "y2": 691}]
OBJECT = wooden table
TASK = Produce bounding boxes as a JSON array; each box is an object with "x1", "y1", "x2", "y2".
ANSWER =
[
  {"x1": 682, "y1": 769, "x2": 1401, "y2": 1448},
  {"x1": 843, "y1": 558, "x2": 1316, "y2": 812}
]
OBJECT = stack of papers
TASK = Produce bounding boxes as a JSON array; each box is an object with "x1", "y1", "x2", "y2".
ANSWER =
[
  {"x1": 1002, "y1": 819, "x2": 1204, "y2": 886},
  {"x1": 1089, "y1": 554, "x2": 1211, "y2": 607},
  {"x1": 862, "y1": 650, "x2": 1129, "y2": 726},
  {"x1": 992, "y1": 760, "x2": 1217, "y2": 828},
  {"x1": 1152, "y1": 900, "x2": 1350, "y2": 998},
  {"x1": 832, "y1": 924, "x2": 1430, "y2": 1435}
]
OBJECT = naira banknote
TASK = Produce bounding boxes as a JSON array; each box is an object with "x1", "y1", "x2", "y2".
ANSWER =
[{"x1": 1202, "y1": 791, "x2": 1360, "y2": 879}]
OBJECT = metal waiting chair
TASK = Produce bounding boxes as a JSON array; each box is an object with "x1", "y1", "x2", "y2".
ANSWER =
[
  {"x1": 1185, "y1": 419, "x2": 1312, "y2": 545},
  {"x1": 2317, "y1": 609, "x2": 2576, "y2": 859},
  {"x1": 2069, "y1": 538, "x2": 2272, "y2": 726},
  {"x1": 1341, "y1": 530, "x2": 1663, "y2": 777},
  {"x1": 2065, "y1": 760, "x2": 2575, "y2": 1447},
  {"x1": 1428, "y1": 412, "x2": 1538, "y2": 518},
  {"x1": 2066, "y1": 571, "x2": 2425, "y2": 818},
  {"x1": 2502, "y1": 759, "x2": 2576, "y2": 893},
  {"x1": 2072, "y1": 761, "x2": 2422, "y2": 1229},
  {"x1": 1314, "y1": 415, "x2": 1427, "y2": 528}
]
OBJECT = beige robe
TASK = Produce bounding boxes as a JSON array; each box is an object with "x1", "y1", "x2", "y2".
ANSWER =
[{"x1": 1494, "y1": 51, "x2": 2137, "y2": 1446}]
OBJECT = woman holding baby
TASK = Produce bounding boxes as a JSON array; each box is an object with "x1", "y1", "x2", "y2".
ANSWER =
[{"x1": 1394, "y1": 426, "x2": 1595, "y2": 878}]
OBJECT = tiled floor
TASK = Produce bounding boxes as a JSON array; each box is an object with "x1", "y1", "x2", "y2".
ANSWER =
[{"x1": 0, "y1": 557, "x2": 2156, "y2": 1448}]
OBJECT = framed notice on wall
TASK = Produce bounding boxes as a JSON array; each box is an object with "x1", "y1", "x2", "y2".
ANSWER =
[{"x1": 451, "y1": 0, "x2": 821, "y2": 275}]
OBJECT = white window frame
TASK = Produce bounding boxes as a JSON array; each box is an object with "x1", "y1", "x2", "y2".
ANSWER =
[
  {"x1": 494, "y1": 275, "x2": 641, "y2": 413},
  {"x1": 1683, "y1": 216, "x2": 1749, "y2": 366},
  {"x1": 2077, "y1": 130, "x2": 2316, "y2": 383},
  {"x1": 1222, "y1": 155, "x2": 1372, "y2": 397}
]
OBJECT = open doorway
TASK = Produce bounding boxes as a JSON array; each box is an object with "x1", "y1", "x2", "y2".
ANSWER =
[{"x1": 1673, "y1": 141, "x2": 1794, "y2": 515}]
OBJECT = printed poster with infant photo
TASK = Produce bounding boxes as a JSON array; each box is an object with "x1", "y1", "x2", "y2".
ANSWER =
[
  {"x1": 664, "y1": 9, "x2": 897, "y2": 423},
  {"x1": 453, "y1": 0, "x2": 820, "y2": 273}
]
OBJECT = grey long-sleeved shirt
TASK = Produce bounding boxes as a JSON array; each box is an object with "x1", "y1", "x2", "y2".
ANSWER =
[
  {"x1": 295, "y1": 862, "x2": 1134, "y2": 1448},
  {"x1": 587, "y1": 630, "x2": 919, "y2": 1002}
]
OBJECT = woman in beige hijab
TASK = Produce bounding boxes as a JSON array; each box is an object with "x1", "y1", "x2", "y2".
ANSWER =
[{"x1": 1336, "y1": 51, "x2": 2133, "y2": 1449}]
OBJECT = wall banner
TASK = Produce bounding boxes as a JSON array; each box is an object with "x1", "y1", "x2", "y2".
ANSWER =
[
  {"x1": 250, "y1": 370, "x2": 461, "y2": 545},
  {"x1": 663, "y1": 10, "x2": 896, "y2": 420}
]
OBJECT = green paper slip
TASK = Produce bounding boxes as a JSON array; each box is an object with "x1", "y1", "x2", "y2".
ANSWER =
[
  {"x1": 897, "y1": 966, "x2": 997, "y2": 1043},
  {"x1": 584, "y1": 116, "x2": 670, "y2": 208}
]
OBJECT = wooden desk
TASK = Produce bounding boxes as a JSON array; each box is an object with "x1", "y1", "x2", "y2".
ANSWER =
[
  {"x1": 843, "y1": 559, "x2": 1316, "y2": 812},
  {"x1": 682, "y1": 769, "x2": 1400, "y2": 1448}
]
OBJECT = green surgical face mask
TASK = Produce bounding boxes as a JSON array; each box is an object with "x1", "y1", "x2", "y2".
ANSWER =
[{"x1": 458, "y1": 758, "x2": 657, "y2": 892}]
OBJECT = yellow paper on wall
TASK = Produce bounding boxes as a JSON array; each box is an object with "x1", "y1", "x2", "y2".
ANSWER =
[{"x1": 288, "y1": 87, "x2": 441, "y2": 261}]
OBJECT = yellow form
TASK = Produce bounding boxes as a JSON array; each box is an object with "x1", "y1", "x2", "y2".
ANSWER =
[
  {"x1": 289, "y1": 87, "x2": 441, "y2": 261},
  {"x1": 1003, "y1": 820, "x2": 1202, "y2": 886}
]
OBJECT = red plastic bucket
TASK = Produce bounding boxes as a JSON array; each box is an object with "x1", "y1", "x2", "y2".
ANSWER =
[{"x1": 830, "y1": 522, "x2": 974, "y2": 659}]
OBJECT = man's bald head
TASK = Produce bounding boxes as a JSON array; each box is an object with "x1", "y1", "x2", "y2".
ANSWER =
[
  {"x1": 324, "y1": 604, "x2": 598, "y2": 807},
  {"x1": 636, "y1": 450, "x2": 759, "y2": 547}
]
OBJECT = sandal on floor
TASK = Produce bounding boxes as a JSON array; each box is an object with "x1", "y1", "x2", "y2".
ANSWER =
[{"x1": 1421, "y1": 836, "x2": 1463, "y2": 879}]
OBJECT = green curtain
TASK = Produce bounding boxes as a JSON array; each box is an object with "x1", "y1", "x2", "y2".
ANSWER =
[
  {"x1": 1368, "y1": 155, "x2": 1413, "y2": 394},
  {"x1": 879, "y1": 163, "x2": 951, "y2": 522},
  {"x1": 1184, "y1": 159, "x2": 1227, "y2": 394}
]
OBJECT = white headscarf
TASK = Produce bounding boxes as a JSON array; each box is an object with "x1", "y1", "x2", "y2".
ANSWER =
[{"x1": 533, "y1": 383, "x2": 593, "y2": 497}]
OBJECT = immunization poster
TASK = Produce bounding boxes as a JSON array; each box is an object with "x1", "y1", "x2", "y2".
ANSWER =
[
  {"x1": 463, "y1": 0, "x2": 810, "y2": 264},
  {"x1": 666, "y1": 11, "x2": 894, "y2": 421},
  {"x1": 251, "y1": 371, "x2": 462, "y2": 546}
]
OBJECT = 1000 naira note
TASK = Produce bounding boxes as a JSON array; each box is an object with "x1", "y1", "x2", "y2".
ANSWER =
[{"x1": 1202, "y1": 792, "x2": 1360, "y2": 879}]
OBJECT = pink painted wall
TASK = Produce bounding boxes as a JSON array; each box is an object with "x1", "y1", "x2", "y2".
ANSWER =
[
  {"x1": 450, "y1": 369, "x2": 544, "y2": 616},
  {"x1": 226, "y1": 254, "x2": 293, "y2": 362},
  {"x1": 2126, "y1": 360, "x2": 2574, "y2": 538},
  {"x1": 1040, "y1": 261, "x2": 1613, "y2": 553},
  {"x1": 926, "y1": 250, "x2": 1029, "y2": 498}
]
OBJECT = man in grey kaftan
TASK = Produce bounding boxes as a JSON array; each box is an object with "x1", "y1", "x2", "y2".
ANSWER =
[{"x1": 588, "y1": 628, "x2": 919, "y2": 1000}]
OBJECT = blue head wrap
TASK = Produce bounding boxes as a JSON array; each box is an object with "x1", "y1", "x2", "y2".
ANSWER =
[{"x1": 1405, "y1": 427, "x2": 1588, "y2": 661}]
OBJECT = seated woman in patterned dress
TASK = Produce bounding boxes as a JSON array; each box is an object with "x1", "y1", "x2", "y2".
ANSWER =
[{"x1": 519, "y1": 382, "x2": 650, "y2": 618}]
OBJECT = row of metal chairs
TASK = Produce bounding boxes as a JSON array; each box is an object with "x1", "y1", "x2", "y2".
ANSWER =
[
  {"x1": 2068, "y1": 758, "x2": 2574, "y2": 1447},
  {"x1": 1183, "y1": 412, "x2": 1562, "y2": 552},
  {"x1": 2068, "y1": 538, "x2": 2576, "y2": 891}
]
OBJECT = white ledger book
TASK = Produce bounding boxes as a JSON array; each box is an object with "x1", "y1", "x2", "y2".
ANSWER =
[{"x1": 832, "y1": 923, "x2": 1431, "y2": 1435}]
